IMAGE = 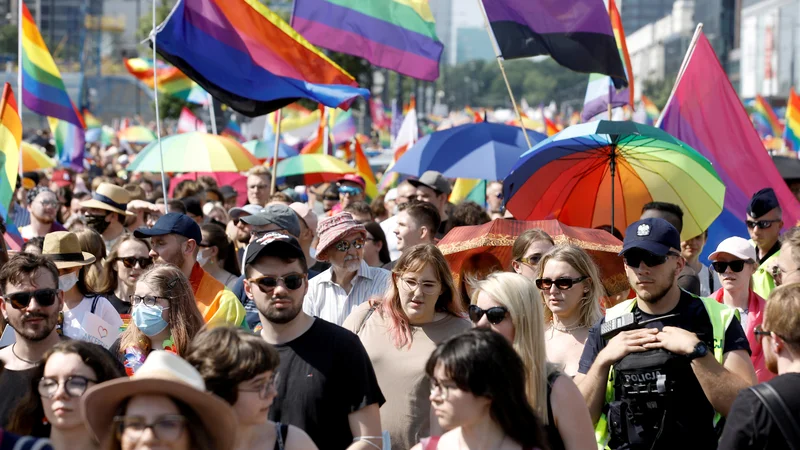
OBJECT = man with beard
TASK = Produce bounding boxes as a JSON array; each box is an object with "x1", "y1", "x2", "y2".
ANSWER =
[
  {"x1": 243, "y1": 232, "x2": 384, "y2": 450},
  {"x1": 720, "y1": 283, "x2": 800, "y2": 449},
  {"x1": 19, "y1": 187, "x2": 65, "y2": 241},
  {"x1": 134, "y1": 213, "x2": 246, "y2": 328},
  {"x1": 303, "y1": 213, "x2": 391, "y2": 326},
  {"x1": 640, "y1": 201, "x2": 701, "y2": 295},
  {"x1": 0, "y1": 253, "x2": 63, "y2": 427},
  {"x1": 228, "y1": 203, "x2": 263, "y2": 265},
  {"x1": 575, "y1": 218, "x2": 756, "y2": 449},
  {"x1": 79, "y1": 183, "x2": 134, "y2": 251}
]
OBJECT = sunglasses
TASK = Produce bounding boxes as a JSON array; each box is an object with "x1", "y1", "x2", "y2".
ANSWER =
[
  {"x1": 118, "y1": 256, "x2": 153, "y2": 269},
  {"x1": 38, "y1": 375, "x2": 97, "y2": 398},
  {"x1": 746, "y1": 219, "x2": 780, "y2": 229},
  {"x1": 2, "y1": 288, "x2": 59, "y2": 310},
  {"x1": 468, "y1": 305, "x2": 508, "y2": 325},
  {"x1": 622, "y1": 250, "x2": 679, "y2": 268},
  {"x1": 250, "y1": 273, "x2": 306, "y2": 291},
  {"x1": 711, "y1": 260, "x2": 749, "y2": 273},
  {"x1": 335, "y1": 238, "x2": 365, "y2": 252},
  {"x1": 517, "y1": 255, "x2": 543, "y2": 266},
  {"x1": 338, "y1": 186, "x2": 363, "y2": 196},
  {"x1": 535, "y1": 276, "x2": 588, "y2": 290}
]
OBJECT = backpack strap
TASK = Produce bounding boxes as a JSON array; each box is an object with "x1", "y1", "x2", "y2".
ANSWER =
[
  {"x1": 749, "y1": 383, "x2": 800, "y2": 450},
  {"x1": 90, "y1": 296, "x2": 100, "y2": 315}
]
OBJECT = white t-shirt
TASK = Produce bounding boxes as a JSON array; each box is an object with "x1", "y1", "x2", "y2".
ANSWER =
[
  {"x1": 62, "y1": 296, "x2": 123, "y2": 342},
  {"x1": 380, "y1": 215, "x2": 401, "y2": 261}
]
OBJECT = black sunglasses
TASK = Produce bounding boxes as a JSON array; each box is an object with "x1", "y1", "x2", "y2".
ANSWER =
[
  {"x1": 2, "y1": 288, "x2": 59, "y2": 310},
  {"x1": 622, "y1": 250, "x2": 679, "y2": 268},
  {"x1": 468, "y1": 305, "x2": 508, "y2": 325},
  {"x1": 251, "y1": 274, "x2": 306, "y2": 291},
  {"x1": 118, "y1": 256, "x2": 153, "y2": 269},
  {"x1": 746, "y1": 219, "x2": 780, "y2": 229},
  {"x1": 535, "y1": 276, "x2": 588, "y2": 290},
  {"x1": 711, "y1": 260, "x2": 749, "y2": 273}
]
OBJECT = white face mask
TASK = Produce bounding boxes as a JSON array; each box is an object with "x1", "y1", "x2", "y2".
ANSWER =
[
  {"x1": 196, "y1": 249, "x2": 211, "y2": 267},
  {"x1": 58, "y1": 271, "x2": 79, "y2": 292}
]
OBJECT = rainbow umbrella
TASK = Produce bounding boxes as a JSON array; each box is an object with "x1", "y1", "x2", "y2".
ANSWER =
[
  {"x1": 504, "y1": 120, "x2": 726, "y2": 241},
  {"x1": 21, "y1": 142, "x2": 57, "y2": 171},
  {"x1": 276, "y1": 154, "x2": 355, "y2": 186},
  {"x1": 128, "y1": 132, "x2": 259, "y2": 173},
  {"x1": 243, "y1": 138, "x2": 298, "y2": 162},
  {"x1": 118, "y1": 126, "x2": 157, "y2": 144}
]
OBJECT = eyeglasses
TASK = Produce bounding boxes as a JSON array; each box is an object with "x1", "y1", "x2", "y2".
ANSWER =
[
  {"x1": 535, "y1": 276, "x2": 588, "y2": 290},
  {"x1": 622, "y1": 250, "x2": 680, "y2": 268},
  {"x1": 468, "y1": 305, "x2": 508, "y2": 325},
  {"x1": 37, "y1": 200, "x2": 60, "y2": 208},
  {"x1": 334, "y1": 238, "x2": 365, "y2": 252},
  {"x1": 397, "y1": 277, "x2": 440, "y2": 295},
  {"x1": 517, "y1": 255, "x2": 543, "y2": 266},
  {"x1": 772, "y1": 265, "x2": 800, "y2": 287},
  {"x1": 430, "y1": 378, "x2": 458, "y2": 400},
  {"x1": 38, "y1": 375, "x2": 97, "y2": 398},
  {"x1": 711, "y1": 260, "x2": 749, "y2": 273},
  {"x1": 129, "y1": 294, "x2": 171, "y2": 308},
  {"x1": 754, "y1": 325, "x2": 773, "y2": 340},
  {"x1": 2, "y1": 288, "x2": 59, "y2": 310},
  {"x1": 114, "y1": 415, "x2": 187, "y2": 442},
  {"x1": 338, "y1": 186, "x2": 363, "y2": 196},
  {"x1": 118, "y1": 256, "x2": 153, "y2": 269},
  {"x1": 746, "y1": 219, "x2": 781, "y2": 229},
  {"x1": 239, "y1": 372, "x2": 279, "y2": 399},
  {"x1": 250, "y1": 274, "x2": 306, "y2": 291}
]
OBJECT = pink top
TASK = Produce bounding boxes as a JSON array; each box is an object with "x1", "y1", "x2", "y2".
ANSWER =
[{"x1": 710, "y1": 289, "x2": 775, "y2": 383}]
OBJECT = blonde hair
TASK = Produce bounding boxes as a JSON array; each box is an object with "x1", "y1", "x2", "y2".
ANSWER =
[
  {"x1": 76, "y1": 228, "x2": 107, "y2": 293},
  {"x1": 537, "y1": 245, "x2": 604, "y2": 328},
  {"x1": 470, "y1": 272, "x2": 558, "y2": 424},
  {"x1": 766, "y1": 284, "x2": 800, "y2": 352}
]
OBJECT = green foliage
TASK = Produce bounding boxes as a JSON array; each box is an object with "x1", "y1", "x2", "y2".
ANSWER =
[
  {"x1": 642, "y1": 75, "x2": 677, "y2": 110},
  {"x1": 0, "y1": 25, "x2": 17, "y2": 57}
]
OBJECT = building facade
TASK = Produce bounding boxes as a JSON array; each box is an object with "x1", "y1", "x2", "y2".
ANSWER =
[
  {"x1": 620, "y1": 0, "x2": 678, "y2": 34},
  {"x1": 740, "y1": 0, "x2": 799, "y2": 98}
]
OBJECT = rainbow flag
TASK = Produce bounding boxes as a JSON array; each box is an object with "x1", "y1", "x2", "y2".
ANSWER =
[
  {"x1": 354, "y1": 139, "x2": 378, "y2": 200},
  {"x1": 292, "y1": 0, "x2": 443, "y2": 81},
  {"x1": 82, "y1": 109, "x2": 102, "y2": 129},
  {"x1": 20, "y1": 4, "x2": 84, "y2": 129},
  {"x1": 330, "y1": 109, "x2": 357, "y2": 145},
  {"x1": 152, "y1": 0, "x2": 368, "y2": 117},
  {"x1": 449, "y1": 178, "x2": 486, "y2": 206},
  {"x1": 785, "y1": 88, "x2": 800, "y2": 152},
  {"x1": 124, "y1": 58, "x2": 209, "y2": 105},
  {"x1": 752, "y1": 95, "x2": 783, "y2": 138},
  {"x1": 48, "y1": 118, "x2": 86, "y2": 172},
  {"x1": 641, "y1": 95, "x2": 660, "y2": 125},
  {"x1": 0, "y1": 83, "x2": 21, "y2": 220},
  {"x1": 581, "y1": 0, "x2": 633, "y2": 121}
]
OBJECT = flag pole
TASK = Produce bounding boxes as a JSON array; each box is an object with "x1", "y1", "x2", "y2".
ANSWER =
[
  {"x1": 655, "y1": 23, "x2": 703, "y2": 127},
  {"x1": 17, "y1": 0, "x2": 23, "y2": 180},
  {"x1": 270, "y1": 109, "x2": 282, "y2": 196},
  {"x1": 207, "y1": 93, "x2": 217, "y2": 135},
  {"x1": 322, "y1": 106, "x2": 330, "y2": 156},
  {"x1": 152, "y1": 0, "x2": 168, "y2": 211},
  {"x1": 475, "y1": 0, "x2": 532, "y2": 148}
]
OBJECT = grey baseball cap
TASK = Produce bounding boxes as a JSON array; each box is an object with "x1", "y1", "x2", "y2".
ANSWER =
[
  {"x1": 240, "y1": 204, "x2": 301, "y2": 237},
  {"x1": 228, "y1": 204, "x2": 263, "y2": 220},
  {"x1": 408, "y1": 170, "x2": 452, "y2": 195}
]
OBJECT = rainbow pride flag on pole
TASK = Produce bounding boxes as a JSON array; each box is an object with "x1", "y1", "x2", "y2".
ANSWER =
[
  {"x1": 48, "y1": 118, "x2": 86, "y2": 172},
  {"x1": 752, "y1": 94, "x2": 783, "y2": 138},
  {"x1": 0, "y1": 83, "x2": 21, "y2": 220},
  {"x1": 641, "y1": 95, "x2": 660, "y2": 125},
  {"x1": 82, "y1": 109, "x2": 102, "y2": 129},
  {"x1": 292, "y1": 0, "x2": 443, "y2": 81},
  {"x1": 124, "y1": 58, "x2": 209, "y2": 105},
  {"x1": 152, "y1": 0, "x2": 369, "y2": 117},
  {"x1": 20, "y1": 4, "x2": 84, "y2": 129},
  {"x1": 785, "y1": 88, "x2": 800, "y2": 152}
]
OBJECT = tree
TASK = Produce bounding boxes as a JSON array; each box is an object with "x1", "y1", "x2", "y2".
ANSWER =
[
  {"x1": 642, "y1": 75, "x2": 676, "y2": 110},
  {"x1": 0, "y1": 24, "x2": 17, "y2": 58}
]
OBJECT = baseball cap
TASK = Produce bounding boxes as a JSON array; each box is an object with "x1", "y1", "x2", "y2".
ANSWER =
[
  {"x1": 51, "y1": 169, "x2": 72, "y2": 188},
  {"x1": 619, "y1": 218, "x2": 681, "y2": 257},
  {"x1": 240, "y1": 204, "x2": 301, "y2": 237},
  {"x1": 408, "y1": 171, "x2": 452, "y2": 195},
  {"x1": 134, "y1": 212, "x2": 203, "y2": 243},
  {"x1": 708, "y1": 236, "x2": 758, "y2": 262},
  {"x1": 244, "y1": 232, "x2": 306, "y2": 269},
  {"x1": 228, "y1": 204, "x2": 263, "y2": 220},
  {"x1": 289, "y1": 202, "x2": 318, "y2": 236},
  {"x1": 337, "y1": 174, "x2": 366, "y2": 189},
  {"x1": 219, "y1": 185, "x2": 238, "y2": 200}
]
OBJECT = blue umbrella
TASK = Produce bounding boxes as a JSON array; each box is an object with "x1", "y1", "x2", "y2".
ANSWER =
[
  {"x1": 389, "y1": 122, "x2": 546, "y2": 180},
  {"x1": 243, "y1": 138, "x2": 298, "y2": 161}
]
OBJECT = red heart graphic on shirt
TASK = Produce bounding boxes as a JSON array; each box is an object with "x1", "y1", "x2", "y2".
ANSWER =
[{"x1": 97, "y1": 326, "x2": 108, "y2": 339}]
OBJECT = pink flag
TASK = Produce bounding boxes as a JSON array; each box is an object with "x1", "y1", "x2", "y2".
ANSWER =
[
  {"x1": 177, "y1": 107, "x2": 207, "y2": 134},
  {"x1": 658, "y1": 31, "x2": 800, "y2": 255}
]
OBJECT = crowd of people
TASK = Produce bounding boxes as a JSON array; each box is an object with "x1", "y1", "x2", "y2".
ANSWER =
[{"x1": 0, "y1": 158, "x2": 798, "y2": 450}]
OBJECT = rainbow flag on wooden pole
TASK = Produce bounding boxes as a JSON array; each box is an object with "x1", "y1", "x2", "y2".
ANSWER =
[
  {"x1": 752, "y1": 94, "x2": 783, "y2": 138},
  {"x1": 0, "y1": 83, "x2": 22, "y2": 220},
  {"x1": 785, "y1": 88, "x2": 800, "y2": 152}
]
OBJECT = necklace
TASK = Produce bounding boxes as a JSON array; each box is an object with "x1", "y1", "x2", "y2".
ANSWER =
[
  {"x1": 551, "y1": 316, "x2": 584, "y2": 333},
  {"x1": 11, "y1": 344, "x2": 40, "y2": 365}
]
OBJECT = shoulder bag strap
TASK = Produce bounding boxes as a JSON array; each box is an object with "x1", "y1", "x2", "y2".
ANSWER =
[
  {"x1": 749, "y1": 383, "x2": 800, "y2": 450},
  {"x1": 273, "y1": 422, "x2": 287, "y2": 450},
  {"x1": 91, "y1": 296, "x2": 100, "y2": 314},
  {"x1": 357, "y1": 304, "x2": 378, "y2": 335}
]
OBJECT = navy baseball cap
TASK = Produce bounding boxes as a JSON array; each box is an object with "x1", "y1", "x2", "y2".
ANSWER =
[
  {"x1": 244, "y1": 232, "x2": 306, "y2": 269},
  {"x1": 134, "y1": 212, "x2": 203, "y2": 243},
  {"x1": 619, "y1": 218, "x2": 681, "y2": 257}
]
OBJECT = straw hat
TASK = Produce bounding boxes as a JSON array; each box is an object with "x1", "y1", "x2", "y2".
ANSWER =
[
  {"x1": 42, "y1": 231, "x2": 96, "y2": 269},
  {"x1": 81, "y1": 351, "x2": 237, "y2": 450},
  {"x1": 80, "y1": 183, "x2": 135, "y2": 216},
  {"x1": 315, "y1": 212, "x2": 366, "y2": 261}
]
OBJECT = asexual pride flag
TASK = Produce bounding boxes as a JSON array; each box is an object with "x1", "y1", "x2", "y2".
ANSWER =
[{"x1": 482, "y1": 0, "x2": 628, "y2": 89}]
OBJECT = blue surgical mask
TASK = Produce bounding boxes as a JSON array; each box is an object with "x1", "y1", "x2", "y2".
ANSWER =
[{"x1": 132, "y1": 304, "x2": 169, "y2": 337}]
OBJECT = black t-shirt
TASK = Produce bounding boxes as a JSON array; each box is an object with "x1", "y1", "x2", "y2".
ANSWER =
[
  {"x1": 436, "y1": 219, "x2": 449, "y2": 240},
  {"x1": 268, "y1": 318, "x2": 385, "y2": 450},
  {"x1": 578, "y1": 291, "x2": 751, "y2": 449},
  {"x1": 0, "y1": 367, "x2": 38, "y2": 428},
  {"x1": 106, "y1": 292, "x2": 131, "y2": 316},
  {"x1": 719, "y1": 372, "x2": 800, "y2": 449}
]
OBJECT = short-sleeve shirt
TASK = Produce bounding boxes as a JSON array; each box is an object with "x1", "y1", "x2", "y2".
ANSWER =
[
  {"x1": 268, "y1": 318, "x2": 385, "y2": 450},
  {"x1": 578, "y1": 291, "x2": 751, "y2": 449},
  {"x1": 303, "y1": 261, "x2": 391, "y2": 326}
]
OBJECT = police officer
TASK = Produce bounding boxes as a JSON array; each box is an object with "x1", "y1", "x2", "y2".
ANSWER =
[
  {"x1": 747, "y1": 188, "x2": 783, "y2": 299},
  {"x1": 575, "y1": 218, "x2": 757, "y2": 449}
]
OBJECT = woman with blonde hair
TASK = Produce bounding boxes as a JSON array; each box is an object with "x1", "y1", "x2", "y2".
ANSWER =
[
  {"x1": 109, "y1": 265, "x2": 205, "y2": 375},
  {"x1": 343, "y1": 244, "x2": 470, "y2": 449},
  {"x1": 511, "y1": 229, "x2": 555, "y2": 280},
  {"x1": 75, "y1": 228, "x2": 107, "y2": 293},
  {"x1": 95, "y1": 234, "x2": 153, "y2": 316},
  {"x1": 470, "y1": 272, "x2": 595, "y2": 450},
  {"x1": 537, "y1": 245, "x2": 604, "y2": 376}
]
